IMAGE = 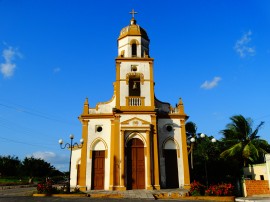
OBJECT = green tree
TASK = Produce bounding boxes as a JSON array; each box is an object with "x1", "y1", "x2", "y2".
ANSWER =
[
  {"x1": 0, "y1": 155, "x2": 21, "y2": 177},
  {"x1": 21, "y1": 157, "x2": 55, "y2": 178},
  {"x1": 185, "y1": 120, "x2": 246, "y2": 190},
  {"x1": 220, "y1": 114, "x2": 267, "y2": 167},
  {"x1": 186, "y1": 121, "x2": 197, "y2": 138},
  {"x1": 186, "y1": 121, "x2": 220, "y2": 185}
]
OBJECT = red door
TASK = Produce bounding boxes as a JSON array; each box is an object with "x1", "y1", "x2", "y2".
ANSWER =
[
  {"x1": 127, "y1": 138, "x2": 145, "y2": 189},
  {"x1": 91, "y1": 151, "x2": 105, "y2": 190}
]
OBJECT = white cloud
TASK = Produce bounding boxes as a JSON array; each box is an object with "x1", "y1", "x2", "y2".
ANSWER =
[
  {"x1": 29, "y1": 151, "x2": 69, "y2": 171},
  {"x1": 31, "y1": 151, "x2": 56, "y2": 160},
  {"x1": 234, "y1": 30, "x2": 255, "y2": 58},
  {"x1": 200, "y1": 76, "x2": 222, "y2": 90},
  {"x1": 1, "y1": 63, "x2": 16, "y2": 77},
  {"x1": 0, "y1": 46, "x2": 21, "y2": 78}
]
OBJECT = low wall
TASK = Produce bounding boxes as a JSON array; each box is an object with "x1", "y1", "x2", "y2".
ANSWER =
[{"x1": 244, "y1": 180, "x2": 270, "y2": 196}]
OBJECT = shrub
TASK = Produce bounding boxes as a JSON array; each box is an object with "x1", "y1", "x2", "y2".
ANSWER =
[
  {"x1": 190, "y1": 181, "x2": 234, "y2": 196},
  {"x1": 205, "y1": 183, "x2": 234, "y2": 196},
  {"x1": 37, "y1": 179, "x2": 58, "y2": 194},
  {"x1": 189, "y1": 180, "x2": 206, "y2": 196}
]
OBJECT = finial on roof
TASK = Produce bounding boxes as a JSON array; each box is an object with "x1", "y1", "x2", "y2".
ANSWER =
[
  {"x1": 177, "y1": 98, "x2": 185, "y2": 114},
  {"x1": 129, "y1": 9, "x2": 138, "y2": 25},
  {"x1": 178, "y1": 98, "x2": 183, "y2": 105},
  {"x1": 84, "y1": 97, "x2": 89, "y2": 105},
  {"x1": 83, "y1": 97, "x2": 89, "y2": 115}
]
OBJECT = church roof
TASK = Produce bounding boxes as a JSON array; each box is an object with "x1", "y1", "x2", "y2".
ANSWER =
[{"x1": 118, "y1": 17, "x2": 149, "y2": 41}]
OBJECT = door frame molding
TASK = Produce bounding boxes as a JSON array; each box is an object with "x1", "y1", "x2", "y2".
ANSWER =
[{"x1": 126, "y1": 138, "x2": 146, "y2": 189}]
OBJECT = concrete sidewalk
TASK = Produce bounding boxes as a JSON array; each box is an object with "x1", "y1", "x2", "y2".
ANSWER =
[
  {"x1": 86, "y1": 189, "x2": 270, "y2": 201},
  {"x1": 85, "y1": 188, "x2": 189, "y2": 199},
  {"x1": 235, "y1": 194, "x2": 270, "y2": 202}
]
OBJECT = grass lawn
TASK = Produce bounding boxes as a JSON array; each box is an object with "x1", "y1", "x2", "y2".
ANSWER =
[{"x1": 0, "y1": 177, "x2": 30, "y2": 186}]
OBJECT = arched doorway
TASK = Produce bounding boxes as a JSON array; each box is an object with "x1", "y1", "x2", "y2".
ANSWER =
[
  {"x1": 127, "y1": 138, "x2": 145, "y2": 189},
  {"x1": 164, "y1": 139, "x2": 179, "y2": 188},
  {"x1": 91, "y1": 150, "x2": 105, "y2": 190},
  {"x1": 91, "y1": 140, "x2": 106, "y2": 190}
]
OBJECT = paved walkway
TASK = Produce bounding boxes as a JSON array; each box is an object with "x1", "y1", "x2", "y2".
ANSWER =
[
  {"x1": 2, "y1": 185, "x2": 270, "y2": 201},
  {"x1": 236, "y1": 194, "x2": 270, "y2": 202},
  {"x1": 85, "y1": 188, "x2": 189, "y2": 199},
  {"x1": 86, "y1": 189, "x2": 270, "y2": 201}
]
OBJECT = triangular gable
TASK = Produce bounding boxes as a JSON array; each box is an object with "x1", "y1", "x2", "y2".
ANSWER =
[{"x1": 121, "y1": 117, "x2": 150, "y2": 127}]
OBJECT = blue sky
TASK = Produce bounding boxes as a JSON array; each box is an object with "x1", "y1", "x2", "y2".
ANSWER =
[{"x1": 0, "y1": 0, "x2": 270, "y2": 171}]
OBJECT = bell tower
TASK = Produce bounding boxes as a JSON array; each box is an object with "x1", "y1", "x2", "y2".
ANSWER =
[{"x1": 115, "y1": 10, "x2": 155, "y2": 111}]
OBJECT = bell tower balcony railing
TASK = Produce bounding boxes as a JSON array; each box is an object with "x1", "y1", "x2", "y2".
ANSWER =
[{"x1": 126, "y1": 96, "x2": 145, "y2": 106}]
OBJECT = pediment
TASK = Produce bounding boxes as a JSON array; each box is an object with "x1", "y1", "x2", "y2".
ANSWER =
[{"x1": 121, "y1": 117, "x2": 150, "y2": 127}]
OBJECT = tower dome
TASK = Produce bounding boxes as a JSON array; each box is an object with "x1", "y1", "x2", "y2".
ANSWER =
[{"x1": 118, "y1": 17, "x2": 149, "y2": 41}]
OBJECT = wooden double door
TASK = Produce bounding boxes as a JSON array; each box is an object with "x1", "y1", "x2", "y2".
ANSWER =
[
  {"x1": 127, "y1": 138, "x2": 145, "y2": 189},
  {"x1": 91, "y1": 150, "x2": 105, "y2": 190}
]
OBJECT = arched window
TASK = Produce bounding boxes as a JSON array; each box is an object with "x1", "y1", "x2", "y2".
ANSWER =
[
  {"x1": 129, "y1": 77, "x2": 140, "y2": 96},
  {"x1": 132, "y1": 43, "x2": 137, "y2": 57}
]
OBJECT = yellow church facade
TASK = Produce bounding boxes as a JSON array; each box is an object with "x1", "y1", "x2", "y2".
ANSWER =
[{"x1": 70, "y1": 12, "x2": 190, "y2": 191}]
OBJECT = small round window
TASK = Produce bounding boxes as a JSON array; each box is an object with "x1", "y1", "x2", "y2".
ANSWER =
[
  {"x1": 96, "y1": 126, "x2": 103, "y2": 132},
  {"x1": 166, "y1": 125, "x2": 173, "y2": 132}
]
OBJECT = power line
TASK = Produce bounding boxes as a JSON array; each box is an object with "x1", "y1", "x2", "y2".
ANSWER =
[
  {"x1": 0, "y1": 102, "x2": 81, "y2": 151},
  {"x1": 0, "y1": 135, "x2": 56, "y2": 149},
  {"x1": 0, "y1": 116, "x2": 51, "y2": 138},
  {"x1": 0, "y1": 102, "x2": 78, "y2": 126}
]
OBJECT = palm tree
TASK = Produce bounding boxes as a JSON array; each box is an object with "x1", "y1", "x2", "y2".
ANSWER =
[
  {"x1": 220, "y1": 114, "x2": 267, "y2": 167},
  {"x1": 186, "y1": 121, "x2": 197, "y2": 139}
]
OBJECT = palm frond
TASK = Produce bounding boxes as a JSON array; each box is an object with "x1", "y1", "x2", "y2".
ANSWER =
[
  {"x1": 220, "y1": 142, "x2": 242, "y2": 159},
  {"x1": 252, "y1": 139, "x2": 269, "y2": 155},
  {"x1": 231, "y1": 115, "x2": 250, "y2": 140},
  {"x1": 220, "y1": 114, "x2": 266, "y2": 167},
  {"x1": 249, "y1": 121, "x2": 265, "y2": 140},
  {"x1": 243, "y1": 144, "x2": 251, "y2": 159}
]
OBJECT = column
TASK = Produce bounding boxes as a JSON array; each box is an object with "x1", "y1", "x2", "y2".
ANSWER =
[
  {"x1": 146, "y1": 130, "x2": 153, "y2": 190},
  {"x1": 109, "y1": 119, "x2": 115, "y2": 190},
  {"x1": 119, "y1": 130, "x2": 126, "y2": 190},
  {"x1": 180, "y1": 119, "x2": 191, "y2": 189},
  {"x1": 111, "y1": 115, "x2": 122, "y2": 190},
  {"x1": 151, "y1": 115, "x2": 160, "y2": 190},
  {"x1": 79, "y1": 120, "x2": 89, "y2": 191},
  {"x1": 153, "y1": 125, "x2": 160, "y2": 190}
]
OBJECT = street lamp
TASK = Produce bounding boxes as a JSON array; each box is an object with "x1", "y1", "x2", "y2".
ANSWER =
[{"x1": 59, "y1": 134, "x2": 84, "y2": 193}]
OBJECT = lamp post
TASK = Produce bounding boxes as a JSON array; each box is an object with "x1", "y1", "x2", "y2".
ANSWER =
[
  {"x1": 58, "y1": 134, "x2": 84, "y2": 193},
  {"x1": 190, "y1": 133, "x2": 216, "y2": 188}
]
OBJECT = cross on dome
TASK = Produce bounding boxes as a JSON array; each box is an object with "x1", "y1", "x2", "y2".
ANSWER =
[{"x1": 129, "y1": 9, "x2": 138, "y2": 19}]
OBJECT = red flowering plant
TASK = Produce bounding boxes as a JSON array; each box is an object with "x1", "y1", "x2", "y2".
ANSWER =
[
  {"x1": 37, "y1": 179, "x2": 58, "y2": 194},
  {"x1": 189, "y1": 180, "x2": 206, "y2": 196},
  {"x1": 205, "y1": 183, "x2": 234, "y2": 196}
]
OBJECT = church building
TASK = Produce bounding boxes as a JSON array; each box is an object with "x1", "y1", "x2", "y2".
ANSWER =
[{"x1": 70, "y1": 10, "x2": 190, "y2": 191}]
